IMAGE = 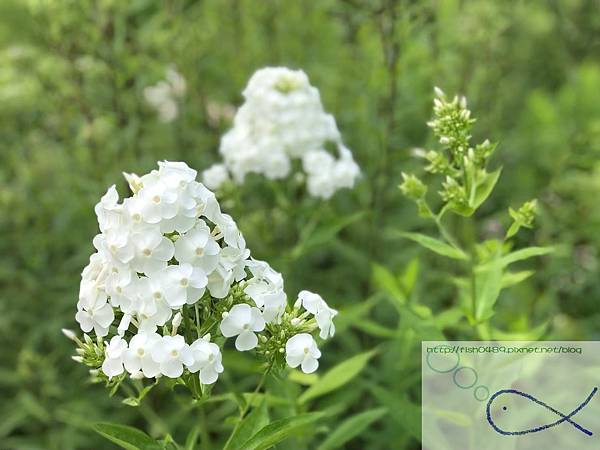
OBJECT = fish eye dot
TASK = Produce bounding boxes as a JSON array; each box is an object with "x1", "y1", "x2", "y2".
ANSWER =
[
  {"x1": 153, "y1": 195, "x2": 161, "y2": 203},
  {"x1": 503, "y1": 406, "x2": 507, "y2": 411},
  {"x1": 143, "y1": 248, "x2": 152, "y2": 256}
]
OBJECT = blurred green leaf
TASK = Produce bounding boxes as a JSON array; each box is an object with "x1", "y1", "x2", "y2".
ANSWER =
[
  {"x1": 396, "y1": 232, "x2": 468, "y2": 260},
  {"x1": 225, "y1": 399, "x2": 269, "y2": 450},
  {"x1": 317, "y1": 407, "x2": 387, "y2": 450},
  {"x1": 239, "y1": 412, "x2": 325, "y2": 450},
  {"x1": 93, "y1": 423, "x2": 157, "y2": 450},
  {"x1": 299, "y1": 350, "x2": 377, "y2": 404}
]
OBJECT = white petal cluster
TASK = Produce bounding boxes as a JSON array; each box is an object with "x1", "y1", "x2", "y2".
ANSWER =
[
  {"x1": 203, "y1": 67, "x2": 360, "y2": 198},
  {"x1": 73, "y1": 161, "x2": 337, "y2": 387},
  {"x1": 144, "y1": 66, "x2": 186, "y2": 122}
]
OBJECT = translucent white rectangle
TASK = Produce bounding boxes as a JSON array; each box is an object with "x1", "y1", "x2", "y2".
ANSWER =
[{"x1": 422, "y1": 341, "x2": 600, "y2": 450}]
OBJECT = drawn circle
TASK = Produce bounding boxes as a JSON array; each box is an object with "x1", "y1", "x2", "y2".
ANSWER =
[
  {"x1": 474, "y1": 385, "x2": 490, "y2": 402},
  {"x1": 426, "y1": 345, "x2": 460, "y2": 373},
  {"x1": 453, "y1": 366, "x2": 478, "y2": 389}
]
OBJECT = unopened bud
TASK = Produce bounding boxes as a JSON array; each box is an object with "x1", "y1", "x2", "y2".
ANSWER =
[
  {"x1": 202, "y1": 333, "x2": 211, "y2": 342},
  {"x1": 72, "y1": 355, "x2": 84, "y2": 363},
  {"x1": 130, "y1": 371, "x2": 145, "y2": 380},
  {"x1": 62, "y1": 328, "x2": 77, "y2": 342},
  {"x1": 123, "y1": 172, "x2": 143, "y2": 194},
  {"x1": 291, "y1": 318, "x2": 301, "y2": 327}
]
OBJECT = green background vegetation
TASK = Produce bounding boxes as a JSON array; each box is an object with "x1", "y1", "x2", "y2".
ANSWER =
[{"x1": 1, "y1": 0, "x2": 599, "y2": 448}]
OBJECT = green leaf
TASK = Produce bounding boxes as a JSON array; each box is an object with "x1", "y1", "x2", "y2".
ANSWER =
[
  {"x1": 472, "y1": 168, "x2": 502, "y2": 210},
  {"x1": 288, "y1": 370, "x2": 319, "y2": 386},
  {"x1": 474, "y1": 262, "x2": 503, "y2": 322},
  {"x1": 240, "y1": 412, "x2": 325, "y2": 450},
  {"x1": 400, "y1": 258, "x2": 419, "y2": 294},
  {"x1": 478, "y1": 246, "x2": 554, "y2": 271},
  {"x1": 317, "y1": 408, "x2": 387, "y2": 450},
  {"x1": 94, "y1": 423, "x2": 157, "y2": 450},
  {"x1": 501, "y1": 270, "x2": 535, "y2": 288},
  {"x1": 184, "y1": 426, "x2": 201, "y2": 450},
  {"x1": 396, "y1": 232, "x2": 468, "y2": 260},
  {"x1": 225, "y1": 399, "x2": 269, "y2": 450},
  {"x1": 298, "y1": 350, "x2": 377, "y2": 404},
  {"x1": 372, "y1": 263, "x2": 405, "y2": 308},
  {"x1": 291, "y1": 211, "x2": 365, "y2": 259}
]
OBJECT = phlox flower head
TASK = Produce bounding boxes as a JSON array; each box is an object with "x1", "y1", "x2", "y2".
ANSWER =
[
  {"x1": 69, "y1": 160, "x2": 337, "y2": 393},
  {"x1": 203, "y1": 67, "x2": 360, "y2": 199}
]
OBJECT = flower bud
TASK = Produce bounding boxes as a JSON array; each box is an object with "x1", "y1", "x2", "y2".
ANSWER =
[
  {"x1": 62, "y1": 328, "x2": 77, "y2": 342},
  {"x1": 130, "y1": 371, "x2": 145, "y2": 380},
  {"x1": 123, "y1": 172, "x2": 143, "y2": 194},
  {"x1": 71, "y1": 355, "x2": 84, "y2": 363},
  {"x1": 399, "y1": 173, "x2": 427, "y2": 200}
]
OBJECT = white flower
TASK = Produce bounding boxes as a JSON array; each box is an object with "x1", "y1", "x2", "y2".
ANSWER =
[
  {"x1": 285, "y1": 333, "x2": 321, "y2": 374},
  {"x1": 202, "y1": 164, "x2": 230, "y2": 190},
  {"x1": 137, "y1": 180, "x2": 178, "y2": 224},
  {"x1": 133, "y1": 276, "x2": 173, "y2": 331},
  {"x1": 102, "y1": 335, "x2": 127, "y2": 379},
  {"x1": 298, "y1": 290, "x2": 337, "y2": 339},
  {"x1": 94, "y1": 185, "x2": 122, "y2": 232},
  {"x1": 75, "y1": 297, "x2": 114, "y2": 337},
  {"x1": 151, "y1": 335, "x2": 193, "y2": 378},
  {"x1": 144, "y1": 67, "x2": 186, "y2": 123},
  {"x1": 220, "y1": 304, "x2": 265, "y2": 351},
  {"x1": 174, "y1": 221, "x2": 220, "y2": 273},
  {"x1": 211, "y1": 67, "x2": 359, "y2": 198},
  {"x1": 187, "y1": 337, "x2": 224, "y2": 384},
  {"x1": 130, "y1": 228, "x2": 174, "y2": 274},
  {"x1": 164, "y1": 263, "x2": 207, "y2": 307},
  {"x1": 123, "y1": 332, "x2": 161, "y2": 378},
  {"x1": 245, "y1": 259, "x2": 287, "y2": 323},
  {"x1": 206, "y1": 264, "x2": 234, "y2": 299}
]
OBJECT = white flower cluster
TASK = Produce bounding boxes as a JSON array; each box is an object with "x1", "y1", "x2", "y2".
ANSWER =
[
  {"x1": 201, "y1": 67, "x2": 360, "y2": 199},
  {"x1": 71, "y1": 161, "x2": 336, "y2": 388},
  {"x1": 144, "y1": 66, "x2": 186, "y2": 123}
]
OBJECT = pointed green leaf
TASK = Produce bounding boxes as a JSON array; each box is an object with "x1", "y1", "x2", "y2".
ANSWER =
[
  {"x1": 240, "y1": 412, "x2": 325, "y2": 450},
  {"x1": 501, "y1": 270, "x2": 535, "y2": 288},
  {"x1": 472, "y1": 168, "x2": 502, "y2": 210},
  {"x1": 478, "y1": 246, "x2": 554, "y2": 271},
  {"x1": 317, "y1": 408, "x2": 387, "y2": 450},
  {"x1": 94, "y1": 423, "x2": 157, "y2": 450},
  {"x1": 396, "y1": 232, "x2": 468, "y2": 260},
  {"x1": 298, "y1": 350, "x2": 377, "y2": 404},
  {"x1": 225, "y1": 399, "x2": 269, "y2": 450}
]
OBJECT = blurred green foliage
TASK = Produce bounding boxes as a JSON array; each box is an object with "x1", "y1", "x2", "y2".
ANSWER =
[{"x1": 1, "y1": 0, "x2": 600, "y2": 449}]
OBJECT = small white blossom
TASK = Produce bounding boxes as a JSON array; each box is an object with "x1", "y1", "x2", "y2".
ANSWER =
[
  {"x1": 75, "y1": 297, "x2": 114, "y2": 337},
  {"x1": 130, "y1": 228, "x2": 174, "y2": 274},
  {"x1": 102, "y1": 336, "x2": 127, "y2": 379},
  {"x1": 220, "y1": 304, "x2": 265, "y2": 351},
  {"x1": 187, "y1": 337, "x2": 224, "y2": 384},
  {"x1": 164, "y1": 263, "x2": 208, "y2": 306},
  {"x1": 298, "y1": 290, "x2": 337, "y2": 339},
  {"x1": 144, "y1": 67, "x2": 186, "y2": 122},
  {"x1": 202, "y1": 164, "x2": 230, "y2": 190},
  {"x1": 285, "y1": 333, "x2": 321, "y2": 374},
  {"x1": 151, "y1": 335, "x2": 193, "y2": 378},
  {"x1": 123, "y1": 332, "x2": 161, "y2": 378},
  {"x1": 174, "y1": 221, "x2": 220, "y2": 273}
]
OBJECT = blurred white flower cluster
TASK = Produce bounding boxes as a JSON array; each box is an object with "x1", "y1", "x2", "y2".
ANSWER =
[
  {"x1": 201, "y1": 67, "x2": 360, "y2": 199},
  {"x1": 68, "y1": 161, "x2": 336, "y2": 390},
  {"x1": 144, "y1": 66, "x2": 186, "y2": 122}
]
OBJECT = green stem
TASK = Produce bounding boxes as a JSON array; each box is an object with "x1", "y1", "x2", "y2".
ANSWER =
[{"x1": 222, "y1": 367, "x2": 271, "y2": 450}]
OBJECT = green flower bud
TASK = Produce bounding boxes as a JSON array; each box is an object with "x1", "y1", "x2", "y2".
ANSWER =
[
  {"x1": 399, "y1": 173, "x2": 427, "y2": 200},
  {"x1": 506, "y1": 199, "x2": 538, "y2": 238}
]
